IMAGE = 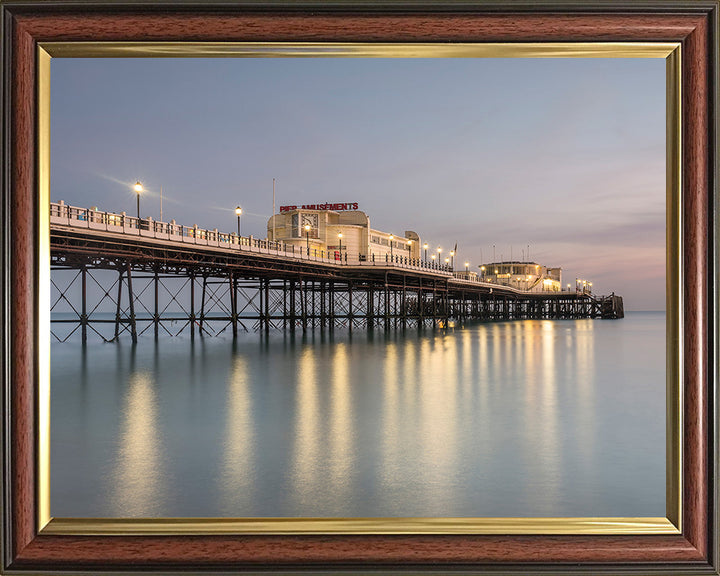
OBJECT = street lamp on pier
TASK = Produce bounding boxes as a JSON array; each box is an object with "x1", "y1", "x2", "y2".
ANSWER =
[
  {"x1": 480, "y1": 265, "x2": 486, "y2": 278},
  {"x1": 465, "y1": 262, "x2": 469, "y2": 273},
  {"x1": 338, "y1": 232, "x2": 343, "y2": 262},
  {"x1": 423, "y1": 242, "x2": 428, "y2": 262},
  {"x1": 389, "y1": 234, "x2": 394, "y2": 259},
  {"x1": 450, "y1": 250, "x2": 455, "y2": 271},
  {"x1": 235, "y1": 206, "x2": 242, "y2": 237},
  {"x1": 445, "y1": 257, "x2": 450, "y2": 271},
  {"x1": 133, "y1": 181, "x2": 143, "y2": 221},
  {"x1": 304, "y1": 224, "x2": 311, "y2": 256},
  {"x1": 431, "y1": 254, "x2": 436, "y2": 268}
]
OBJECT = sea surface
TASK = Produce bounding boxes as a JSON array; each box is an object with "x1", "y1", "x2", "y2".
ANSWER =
[{"x1": 50, "y1": 312, "x2": 665, "y2": 518}]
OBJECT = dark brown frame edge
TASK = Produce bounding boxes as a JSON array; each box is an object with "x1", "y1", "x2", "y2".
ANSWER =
[{"x1": 1, "y1": 1, "x2": 717, "y2": 574}]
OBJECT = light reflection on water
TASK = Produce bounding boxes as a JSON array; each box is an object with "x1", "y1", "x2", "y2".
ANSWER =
[
  {"x1": 112, "y1": 370, "x2": 163, "y2": 516},
  {"x1": 219, "y1": 355, "x2": 256, "y2": 512},
  {"x1": 51, "y1": 314, "x2": 665, "y2": 518}
]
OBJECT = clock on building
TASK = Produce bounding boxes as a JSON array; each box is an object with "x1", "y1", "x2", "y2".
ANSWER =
[
  {"x1": 300, "y1": 213, "x2": 318, "y2": 238},
  {"x1": 301, "y1": 213, "x2": 318, "y2": 228},
  {"x1": 295, "y1": 212, "x2": 318, "y2": 238}
]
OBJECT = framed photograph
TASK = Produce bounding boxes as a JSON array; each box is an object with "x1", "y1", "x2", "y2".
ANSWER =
[{"x1": 1, "y1": 1, "x2": 717, "y2": 574}]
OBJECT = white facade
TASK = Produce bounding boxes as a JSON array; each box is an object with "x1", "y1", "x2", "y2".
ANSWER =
[
  {"x1": 268, "y1": 209, "x2": 421, "y2": 262},
  {"x1": 479, "y1": 261, "x2": 563, "y2": 292}
]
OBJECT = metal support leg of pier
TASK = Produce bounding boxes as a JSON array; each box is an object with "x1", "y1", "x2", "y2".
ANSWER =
[
  {"x1": 444, "y1": 281, "x2": 450, "y2": 324},
  {"x1": 259, "y1": 278, "x2": 264, "y2": 331},
  {"x1": 264, "y1": 278, "x2": 270, "y2": 332},
  {"x1": 81, "y1": 265, "x2": 87, "y2": 343},
  {"x1": 401, "y1": 276, "x2": 407, "y2": 329},
  {"x1": 126, "y1": 263, "x2": 137, "y2": 343},
  {"x1": 393, "y1": 289, "x2": 398, "y2": 329},
  {"x1": 230, "y1": 273, "x2": 238, "y2": 338},
  {"x1": 290, "y1": 280, "x2": 296, "y2": 332},
  {"x1": 199, "y1": 275, "x2": 207, "y2": 335},
  {"x1": 432, "y1": 280, "x2": 437, "y2": 326},
  {"x1": 311, "y1": 281, "x2": 316, "y2": 329},
  {"x1": 367, "y1": 286, "x2": 374, "y2": 330},
  {"x1": 283, "y1": 279, "x2": 288, "y2": 330},
  {"x1": 348, "y1": 282, "x2": 353, "y2": 327},
  {"x1": 113, "y1": 268, "x2": 124, "y2": 341},
  {"x1": 320, "y1": 281, "x2": 326, "y2": 330},
  {"x1": 190, "y1": 273, "x2": 196, "y2": 340},
  {"x1": 154, "y1": 269, "x2": 160, "y2": 340},
  {"x1": 302, "y1": 279, "x2": 308, "y2": 332},
  {"x1": 418, "y1": 278, "x2": 424, "y2": 327}
]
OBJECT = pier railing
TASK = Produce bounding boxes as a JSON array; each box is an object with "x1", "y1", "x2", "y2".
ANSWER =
[{"x1": 50, "y1": 202, "x2": 456, "y2": 271}]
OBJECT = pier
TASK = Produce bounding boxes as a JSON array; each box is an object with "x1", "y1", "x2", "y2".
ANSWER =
[{"x1": 50, "y1": 202, "x2": 624, "y2": 343}]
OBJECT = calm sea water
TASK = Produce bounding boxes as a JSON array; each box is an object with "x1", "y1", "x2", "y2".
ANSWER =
[{"x1": 50, "y1": 312, "x2": 665, "y2": 518}]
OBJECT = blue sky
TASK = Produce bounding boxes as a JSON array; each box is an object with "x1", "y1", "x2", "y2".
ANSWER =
[{"x1": 51, "y1": 57, "x2": 666, "y2": 310}]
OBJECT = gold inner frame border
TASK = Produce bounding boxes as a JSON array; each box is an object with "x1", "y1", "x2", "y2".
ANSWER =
[{"x1": 36, "y1": 41, "x2": 682, "y2": 536}]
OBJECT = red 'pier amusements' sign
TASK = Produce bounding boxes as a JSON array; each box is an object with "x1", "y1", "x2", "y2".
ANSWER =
[{"x1": 279, "y1": 202, "x2": 359, "y2": 212}]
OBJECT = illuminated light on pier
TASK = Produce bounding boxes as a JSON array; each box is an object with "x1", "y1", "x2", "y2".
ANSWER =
[
  {"x1": 235, "y1": 206, "x2": 242, "y2": 236},
  {"x1": 133, "y1": 181, "x2": 143, "y2": 220}
]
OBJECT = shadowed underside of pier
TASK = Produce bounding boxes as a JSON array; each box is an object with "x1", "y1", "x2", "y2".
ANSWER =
[{"x1": 50, "y1": 227, "x2": 624, "y2": 343}]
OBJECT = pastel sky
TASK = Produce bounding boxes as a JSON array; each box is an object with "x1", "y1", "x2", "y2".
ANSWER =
[{"x1": 51, "y1": 57, "x2": 666, "y2": 311}]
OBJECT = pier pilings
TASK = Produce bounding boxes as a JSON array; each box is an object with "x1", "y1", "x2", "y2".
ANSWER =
[{"x1": 49, "y1": 227, "x2": 622, "y2": 343}]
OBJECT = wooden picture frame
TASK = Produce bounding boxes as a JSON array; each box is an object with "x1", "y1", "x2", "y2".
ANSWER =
[{"x1": 1, "y1": 1, "x2": 717, "y2": 573}]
